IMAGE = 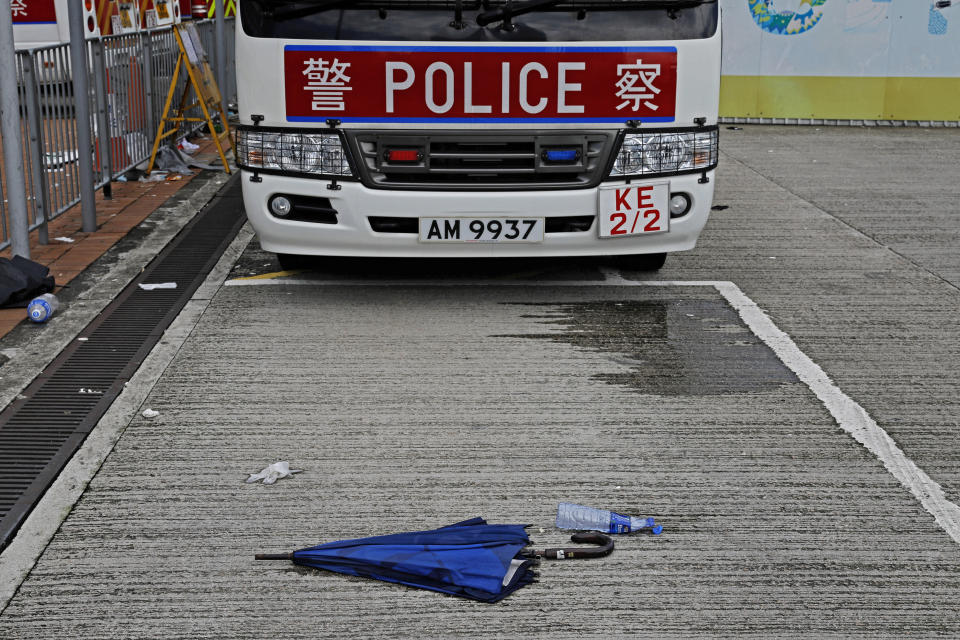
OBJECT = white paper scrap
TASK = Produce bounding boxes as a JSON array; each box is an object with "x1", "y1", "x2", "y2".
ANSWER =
[
  {"x1": 138, "y1": 282, "x2": 178, "y2": 290},
  {"x1": 245, "y1": 461, "x2": 303, "y2": 485}
]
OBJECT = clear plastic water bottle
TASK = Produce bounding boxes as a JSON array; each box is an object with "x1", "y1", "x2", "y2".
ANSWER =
[
  {"x1": 556, "y1": 502, "x2": 662, "y2": 535},
  {"x1": 27, "y1": 293, "x2": 59, "y2": 323}
]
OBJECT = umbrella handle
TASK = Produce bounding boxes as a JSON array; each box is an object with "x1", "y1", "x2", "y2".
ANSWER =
[
  {"x1": 527, "y1": 532, "x2": 614, "y2": 560},
  {"x1": 255, "y1": 553, "x2": 293, "y2": 560}
]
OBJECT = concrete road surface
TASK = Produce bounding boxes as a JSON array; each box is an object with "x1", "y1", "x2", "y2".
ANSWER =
[{"x1": 1, "y1": 126, "x2": 960, "y2": 638}]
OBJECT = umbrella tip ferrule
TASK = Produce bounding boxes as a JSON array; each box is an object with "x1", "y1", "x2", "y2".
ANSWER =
[{"x1": 255, "y1": 552, "x2": 294, "y2": 560}]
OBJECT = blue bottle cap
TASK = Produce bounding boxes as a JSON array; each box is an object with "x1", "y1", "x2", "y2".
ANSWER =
[
  {"x1": 28, "y1": 300, "x2": 50, "y2": 322},
  {"x1": 652, "y1": 525, "x2": 663, "y2": 535}
]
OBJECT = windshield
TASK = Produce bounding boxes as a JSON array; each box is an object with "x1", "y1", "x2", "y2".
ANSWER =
[{"x1": 239, "y1": 0, "x2": 718, "y2": 42}]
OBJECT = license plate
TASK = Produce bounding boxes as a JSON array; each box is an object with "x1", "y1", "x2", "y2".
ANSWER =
[
  {"x1": 419, "y1": 217, "x2": 544, "y2": 243},
  {"x1": 597, "y1": 183, "x2": 670, "y2": 238}
]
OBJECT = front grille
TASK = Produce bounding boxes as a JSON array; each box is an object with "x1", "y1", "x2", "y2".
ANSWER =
[{"x1": 349, "y1": 131, "x2": 615, "y2": 190}]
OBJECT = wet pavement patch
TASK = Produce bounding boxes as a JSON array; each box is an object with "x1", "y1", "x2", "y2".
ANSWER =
[{"x1": 500, "y1": 298, "x2": 800, "y2": 396}]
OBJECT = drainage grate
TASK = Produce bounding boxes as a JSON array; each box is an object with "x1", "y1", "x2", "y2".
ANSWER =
[{"x1": 0, "y1": 175, "x2": 245, "y2": 550}]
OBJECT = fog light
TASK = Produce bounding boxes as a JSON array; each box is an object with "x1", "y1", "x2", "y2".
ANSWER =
[
  {"x1": 669, "y1": 193, "x2": 691, "y2": 218},
  {"x1": 270, "y1": 195, "x2": 292, "y2": 217}
]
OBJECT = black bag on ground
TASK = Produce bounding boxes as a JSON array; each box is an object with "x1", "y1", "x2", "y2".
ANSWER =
[{"x1": 0, "y1": 256, "x2": 56, "y2": 308}]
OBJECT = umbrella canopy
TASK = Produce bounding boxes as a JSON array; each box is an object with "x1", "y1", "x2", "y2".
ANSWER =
[{"x1": 259, "y1": 517, "x2": 537, "y2": 603}]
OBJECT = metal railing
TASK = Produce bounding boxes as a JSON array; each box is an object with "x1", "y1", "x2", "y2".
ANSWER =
[
  {"x1": 0, "y1": 18, "x2": 235, "y2": 255},
  {"x1": 0, "y1": 171, "x2": 5, "y2": 244}
]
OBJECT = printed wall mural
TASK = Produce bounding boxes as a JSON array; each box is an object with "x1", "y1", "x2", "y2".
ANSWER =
[
  {"x1": 747, "y1": 0, "x2": 830, "y2": 35},
  {"x1": 928, "y1": 3, "x2": 949, "y2": 35},
  {"x1": 744, "y1": 0, "x2": 949, "y2": 37},
  {"x1": 721, "y1": 0, "x2": 960, "y2": 120}
]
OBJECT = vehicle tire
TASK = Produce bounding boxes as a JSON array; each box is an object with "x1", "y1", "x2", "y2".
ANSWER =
[
  {"x1": 613, "y1": 252, "x2": 667, "y2": 272},
  {"x1": 277, "y1": 253, "x2": 312, "y2": 270}
]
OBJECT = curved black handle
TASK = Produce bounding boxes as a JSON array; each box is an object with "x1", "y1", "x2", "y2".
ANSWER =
[{"x1": 527, "y1": 532, "x2": 614, "y2": 560}]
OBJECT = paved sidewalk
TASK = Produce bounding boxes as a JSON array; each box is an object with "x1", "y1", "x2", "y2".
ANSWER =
[
  {"x1": 0, "y1": 141, "x2": 227, "y2": 338},
  {"x1": 3, "y1": 125, "x2": 960, "y2": 638}
]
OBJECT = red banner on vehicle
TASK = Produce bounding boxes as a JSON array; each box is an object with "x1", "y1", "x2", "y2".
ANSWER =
[
  {"x1": 284, "y1": 45, "x2": 677, "y2": 123},
  {"x1": 11, "y1": 0, "x2": 57, "y2": 23}
]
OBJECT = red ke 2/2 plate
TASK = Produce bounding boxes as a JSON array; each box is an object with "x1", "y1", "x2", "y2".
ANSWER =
[{"x1": 597, "y1": 183, "x2": 670, "y2": 238}]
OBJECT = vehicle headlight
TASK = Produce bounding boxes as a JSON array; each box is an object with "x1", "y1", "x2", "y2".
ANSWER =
[
  {"x1": 608, "y1": 128, "x2": 718, "y2": 178},
  {"x1": 236, "y1": 129, "x2": 353, "y2": 177}
]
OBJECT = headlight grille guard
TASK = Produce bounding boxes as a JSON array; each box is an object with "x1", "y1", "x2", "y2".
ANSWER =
[
  {"x1": 235, "y1": 123, "x2": 719, "y2": 187},
  {"x1": 234, "y1": 124, "x2": 359, "y2": 188},
  {"x1": 605, "y1": 124, "x2": 719, "y2": 184}
]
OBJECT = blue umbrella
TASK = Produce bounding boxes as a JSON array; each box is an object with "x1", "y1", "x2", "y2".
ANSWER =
[{"x1": 256, "y1": 517, "x2": 613, "y2": 603}]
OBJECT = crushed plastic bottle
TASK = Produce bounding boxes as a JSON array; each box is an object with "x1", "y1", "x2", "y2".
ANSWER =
[
  {"x1": 27, "y1": 293, "x2": 59, "y2": 323},
  {"x1": 556, "y1": 502, "x2": 662, "y2": 535}
]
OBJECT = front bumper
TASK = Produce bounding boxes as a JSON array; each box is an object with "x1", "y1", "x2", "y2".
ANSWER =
[{"x1": 240, "y1": 171, "x2": 715, "y2": 258}]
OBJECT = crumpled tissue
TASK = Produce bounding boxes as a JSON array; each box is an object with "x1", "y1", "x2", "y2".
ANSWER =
[{"x1": 246, "y1": 461, "x2": 302, "y2": 485}]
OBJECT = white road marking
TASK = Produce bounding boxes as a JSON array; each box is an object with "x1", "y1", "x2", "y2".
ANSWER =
[
  {"x1": 715, "y1": 281, "x2": 960, "y2": 545},
  {"x1": 223, "y1": 268, "x2": 960, "y2": 544},
  {"x1": 5, "y1": 264, "x2": 958, "y2": 614}
]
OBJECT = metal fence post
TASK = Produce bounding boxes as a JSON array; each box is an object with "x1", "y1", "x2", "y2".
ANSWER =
[
  {"x1": 142, "y1": 32, "x2": 156, "y2": 141},
  {"x1": 228, "y1": 18, "x2": 237, "y2": 103},
  {"x1": 0, "y1": 183, "x2": 6, "y2": 250},
  {"x1": 21, "y1": 54, "x2": 50, "y2": 246},
  {"x1": 91, "y1": 40, "x2": 113, "y2": 198},
  {"x1": 0, "y1": 7, "x2": 31, "y2": 257},
  {"x1": 215, "y1": 0, "x2": 227, "y2": 115},
  {"x1": 68, "y1": 0, "x2": 98, "y2": 233}
]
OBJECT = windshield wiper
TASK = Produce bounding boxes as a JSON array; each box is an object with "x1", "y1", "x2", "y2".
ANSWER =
[
  {"x1": 476, "y1": 0, "x2": 712, "y2": 27},
  {"x1": 475, "y1": 0, "x2": 559, "y2": 27}
]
